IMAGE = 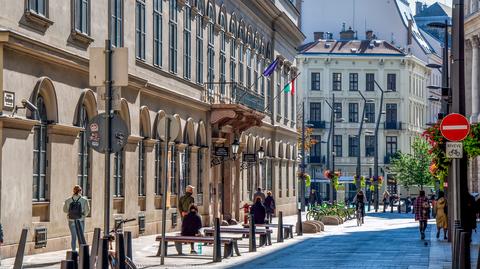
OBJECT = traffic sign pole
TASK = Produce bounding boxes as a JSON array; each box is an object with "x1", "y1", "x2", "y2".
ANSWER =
[{"x1": 104, "y1": 39, "x2": 112, "y2": 238}]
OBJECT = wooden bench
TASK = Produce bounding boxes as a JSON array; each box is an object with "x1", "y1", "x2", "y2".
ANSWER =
[
  {"x1": 242, "y1": 223, "x2": 295, "y2": 239},
  {"x1": 203, "y1": 227, "x2": 272, "y2": 247},
  {"x1": 155, "y1": 236, "x2": 237, "y2": 258}
]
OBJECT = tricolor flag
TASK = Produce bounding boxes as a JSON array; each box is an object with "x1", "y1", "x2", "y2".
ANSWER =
[
  {"x1": 283, "y1": 74, "x2": 299, "y2": 96},
  {"x1": 262, "y1": 58, "x2": 279, "y2": 77}
]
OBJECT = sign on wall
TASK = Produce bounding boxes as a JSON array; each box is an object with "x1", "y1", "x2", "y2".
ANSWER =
[{"x1": 3, "y1": 91, "x2": 14, "y2": 111}]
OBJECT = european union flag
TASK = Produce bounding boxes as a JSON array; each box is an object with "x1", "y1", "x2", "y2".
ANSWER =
[{"x1": 262, "y1": 58, "x2": 279, "y2": 77}]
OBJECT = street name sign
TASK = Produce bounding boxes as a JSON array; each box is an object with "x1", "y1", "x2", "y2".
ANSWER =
[
  {"x1": 446, "y1": 142, "x2": 463, "y2": 159},
  {"x1": 440, "y1": 113, "x2": 470, "y2": 142},
  {"x1": 214, "y1": 147, "x2": 229, "y2": 157},
  {"x1": 243, "y1": 154, "x2": 257, "y2": 163}
]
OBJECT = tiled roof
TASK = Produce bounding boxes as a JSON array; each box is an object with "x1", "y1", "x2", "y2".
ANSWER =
[{"x1": 299, "y1": 39, "x2": 406, "y2": 56}]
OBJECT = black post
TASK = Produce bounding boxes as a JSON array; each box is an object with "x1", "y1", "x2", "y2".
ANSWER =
[
  {"x1": 459, "y1": 232, "x2": 470, "y2": 269},
  {"x1": 331, "y1": 94, "x2": 336, "y2": 202},
  {"x1": 103, "y1": 40, "x2": 113, "y2": 240},
  {"x1": 61, "y1": 260, "x2": 75, "y2": 269},
  {"x1": 79, "y1": 244, "x2": 90, "y2": 269},
  {"x1": 356, "y1": 92, "x2": 367, "y2": 190},
  {"x1": 124, "y1": 231, "x2": 133, "y2": 260},
  {"x1": 66, "y1": 251, "x2": 79, "y2": 269},
  {"x1": 297, "y1": 208, "x2": 303, "y2": 236},
  {"x1": 213, "y1": 217, "x2": 222, "y2": 262},
  {"x1": 248, "y1": 213, "x2": 256, "y2": 252},
  {"x1": 97, "y1": 238, "x2": 109, "y2": 269},
  {"x1": 160, "y1": 117, "x2": 171, "y2": 265},
  {"x1": 90, "y1": 228, "x2": 101, "y2": 269},
  {"x1": 373, "y1": 80, "x2": 385, "y2": 212},
  {"x1": 277, "y1": 211, "x2": 284, "y2": 243},
  {"x1": 300, "y1": 100, "x2": 306, "y2": 211},
  {"x1": 116, "y1": 233, "x2": 126, "y2": 269},
  {"x1": 13, "y1": 228, "x2": 28, "y2": 269}
]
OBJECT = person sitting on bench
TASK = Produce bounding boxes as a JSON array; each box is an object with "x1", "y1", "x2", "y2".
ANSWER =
[
  {"x1": 181, "y1": 204, "x2": 202, "y2": 254},
  {"x1": 250, "y1": 197, "x2": 266, "y2": 224}
]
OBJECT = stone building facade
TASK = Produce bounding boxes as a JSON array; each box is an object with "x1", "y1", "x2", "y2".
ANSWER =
[
  {"x1": 465, "y1": 0, "x2": 480, "y2": 193},
  {"x1": 0, "y1": 0, "x2": 304, "y2": 257}
]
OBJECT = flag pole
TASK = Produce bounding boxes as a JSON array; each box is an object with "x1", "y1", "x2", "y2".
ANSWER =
[{"x1": 262, "y1": 72, "x2": 300, "y2": 114}]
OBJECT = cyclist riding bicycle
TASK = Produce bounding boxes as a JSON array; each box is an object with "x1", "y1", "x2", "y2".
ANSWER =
[{"x1": 353, "y1": 190, "x2": 367, "y2": 224}]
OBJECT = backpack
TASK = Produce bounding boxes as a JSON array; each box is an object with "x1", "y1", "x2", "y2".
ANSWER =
[{"x1": 68, "y1": 196, "x2": 83, "y2": 219}]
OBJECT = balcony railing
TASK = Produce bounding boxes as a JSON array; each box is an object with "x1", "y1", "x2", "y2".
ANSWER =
[
  {"x1": 203, "y1": 82, "x2": 266, "y2": 113},
  {"x1": 309, "y1": 156, "x2": 322, "y2": 164},
  {"x1": 308, "y1": 120, "x2": 326, "y2": 129},
  {"x1": 384, "y1": 121, "x2": 402, "y2": 130}
]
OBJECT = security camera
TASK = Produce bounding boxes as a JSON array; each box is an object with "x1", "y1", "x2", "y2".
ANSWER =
[{"x1": 21, "y1": 99, "x2": 38, "y2": 112}]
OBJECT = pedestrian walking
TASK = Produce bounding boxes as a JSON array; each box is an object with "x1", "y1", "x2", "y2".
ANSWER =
[
  {"x1": 382, "y1": 190, "x2": 390, "y2": 213},
  {"x1": 253, "y1": 188, "x2": 266, "y2": 203},
  {"x1": 181, "y1": 204, "x2": 202, "y2": 254},
  {"x1": 308, "y1": 189, "x2": 318, "y2": 209},
  {"x1": 179, "y1": 185, "x2": 195, "y2": 218},
  {"x1": 414, "y1": 190, "x2": 430, "y2": 240},
  {"x1": 63, "y1": 185, "x2": 90, "y2": 251},
  {"x1": 264, "y1": 191, "x2": 276, "y2": 224},
  {"x1": 434, "y1": 191, "x2": 448, "y2": 240},
  {"x1": 389, "y1": 194, "x2": 395, "y2": 213},
  {"x1": 250, "y1": 197, "x2": 266, "y2": 224}
]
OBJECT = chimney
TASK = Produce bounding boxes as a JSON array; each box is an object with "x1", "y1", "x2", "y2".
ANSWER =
[
  {"x1": 415, "y1": 1, "x2": 424, "y2": 15},
  {"x1": 340, "y1": 27, "x2": 355, "y2": 40},
  {"x1": 314, "y1": 32, "x2": 325, "y2": 40},
  {"x1": 407, "y1": 19, "x2": 413, "y2": 45},
  {"x1": 366, "y1": 30, "x2": 374, "y2": 41},
  {"x1": 326, "y1": 32, "x2": 333, "y2": 40}
]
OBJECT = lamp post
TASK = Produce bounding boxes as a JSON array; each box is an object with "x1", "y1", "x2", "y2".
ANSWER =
[
  {"x1": 301, "y1": 100, "x2": 307, "y2": 211},
  {"x1": 355, "y1": 91, "x2": 373, "y2": 190},
  {"x1": 326, "y1": 95, "x2": 345, "y2": 204}
]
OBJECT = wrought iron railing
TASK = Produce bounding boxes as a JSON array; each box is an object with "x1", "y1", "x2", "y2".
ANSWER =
[{"x1": 203, "y1": 82, "x2": 267, "y2": 113}]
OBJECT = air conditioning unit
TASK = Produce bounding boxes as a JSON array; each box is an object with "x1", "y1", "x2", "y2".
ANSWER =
[{"x1": 34, "y1": 227, "x2": 47, "y2": 248}]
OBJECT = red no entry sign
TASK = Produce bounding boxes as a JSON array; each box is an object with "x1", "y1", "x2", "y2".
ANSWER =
[{"x1": 440, "y1": 113, "x2": 470, "y2": 142}]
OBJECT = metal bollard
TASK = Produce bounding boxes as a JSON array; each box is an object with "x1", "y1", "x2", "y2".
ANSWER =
[
  {"x1": 297, "y1": 209, "x2": 303, "y2": 236},
  {"x1": 61, "y1": 260, "x2": 75, "y2": 269},
  {"x1": 66, "y1": 251, "x2": 78, "y2": 269},
  {"x1": 116, "y1": 233, "x2": 126, "y2": 269},
  {"x1": 124, "y1": 231, "x2": 133, "y2": 260},
  {"x1": 90, "y1": 228, "x2": 101, "y2": 269},
  {"x1": 79, "y1": 244, "x2": 90, "y2": 269},
  {"x1": 13, "y1": 228, "x2": 28, "y2": 269},
  {"x1": 248, "y1": 213, "x2": 256, "y2": 252},
  {"x1": 213, "y1": 217, "x2": 222, "y2": 262},
  {"x1": 97, "y1": 238, "x2": 109, "y2": 269},
  {"x1": 452, "y1": 224, "x2": 463, "y2": 268},
  {"x1": 277, "y1": 211, "x2": 284, "y2": 243},
  {"x1": 459, "y1": 231, "x2": 471, "y2": 269}
]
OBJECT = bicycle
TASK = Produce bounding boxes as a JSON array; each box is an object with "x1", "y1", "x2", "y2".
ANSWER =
[{"x1": 108, "y1": 218, "x2": 137, "y2": 269}]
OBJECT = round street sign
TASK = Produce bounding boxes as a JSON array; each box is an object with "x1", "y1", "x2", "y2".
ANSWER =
[
  {"x1": 440, "y1": 113, "x2": 470, "y2": 142},
  {"x1": 156, "y1": 115, "x2": 179, "y2": 142},
  {"x1": 86, "y1": 113, "x2": 130, "y2": 153}
]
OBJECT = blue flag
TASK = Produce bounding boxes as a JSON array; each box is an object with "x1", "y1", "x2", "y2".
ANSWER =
[{"x1": 262, "y1": 58, "x2": 279, "y2": 77}]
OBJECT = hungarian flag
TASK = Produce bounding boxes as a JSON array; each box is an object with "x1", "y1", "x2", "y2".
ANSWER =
[{"x1": 283, "y1": 74, "x2": 299, "y2": 96}]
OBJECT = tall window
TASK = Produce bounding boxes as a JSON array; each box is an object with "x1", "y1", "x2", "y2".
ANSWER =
[
  {"x1": 333, "y1": 102, "x2": 342, "y2": 119},
  {"x1": 365, "y1": 135, "x2": 375, "y2": 157},
  {"x1": 111, "y1": 0, "x2": 123, "y2": 47},
  {"x1": 277, "y1": 72, "x2": 281, "y2": 118},
  {"x1": 365, "y1": 103, "x2": 375, "y2": 123},
  {"x1": 349, "y1": 73, "x2": 358, "y2": 91},
  {"x1": 332, "y1": 73, "x2": 342, "y2": 91},
  {"x1": 183, "y1": 3, "x2": 191, "y2": 78},
  {"x1": 196, "y1": 13, "x2": 204, "y2": 83},
  {"x1": 386, "y1": 103, "x2": 398, "y2": 123},
  {"x1": 286, "y1": 164, "x2": 290, "y2": 197},
  {"x1": 33, "y1": 96, "x2": 48, "y2": 202},
  {"x1": 310, "y1": 102, "x2": 321, "y2": 122},
  {"x1": 348, "y1": 103, "x2": 359, "y2": 123},
  {"x1": 238, "y1": 45, "x2": 244, "y2": 85},
  {"x1": 284, "y1": 76, "x2": 289, "y2": 120},
  {"x1": 266, "y1": 76, "x2": 271, "y2": 113},
  {"x1": 311, "y1": 135, "x2": 321, "y2": 157},
  {"x1": 219, "y1": 33, "x2": 226, "y2": 94},
  {"x1": 207, "y1": 21, "x2": 215, "y2": 89},
  {"x1": 197, "y1": 149, "x2": 203, "y2": 194},
  {"x1": 74, "y1": 0, "x2": 90, "y2": 35},
  {"x1": 386, "y1": 136, "x2": 398, "y2": 156},
  {"x1": 246, "y1": 49, "x2": 252, "y2": 87},
  {"x1": 138, "y1": 139, "x2": 146, "y2": 196},
  {"x1": 366, "y1": 73, "x2": 375, "y2": 91},
  {"x1": 387, "y1": 73, "x2": 397, "y2": 91},
  {"x1": 135, "y1": 0, "x2": 146, "y2": 60},
  {"x1": 278, "y1": 161, "x2": 282, "y2": 198},
  {"x1": 153, "y1": 0, "x2": 163, "y2": 66},
  {"x1": 254, "y1": 58, "x2": 259, "y2": 93},
  {"x1": 266, "y1": 158, "x2": 272, "y2": 190},
  {"x1": 181, "y1": 149, "x2": 190, "y2": 194},
  {"x1": 168, "y1": 0, "x2": 178, "y2": 73},
  {"x1": 154, "y1": 141, "x2": 162, "y2": 195},
  {"x1": 348, "y1": 136, "x2": 359, "y2": 157},
  {"x1": 230, "y1": 41, "x2": 237, "y2": 84},
  {"x1": 311, "y1": 72, "x2": 320, "y2": 90},
  {"x1": 28, "y1": 0, "x2": 47, "y2": 16},
  {"x1": 260, "y1": 61, "x2": 265, "y2": 96},
  {"x1": 77, "y1": 105, "x2": 91, "y2": 198},
  {"x1": 114, "y1": 151, "x2": 124, "y2": 197},
  {"x1": 333, "y1": 135, "x2": 343, "y2": 157}
]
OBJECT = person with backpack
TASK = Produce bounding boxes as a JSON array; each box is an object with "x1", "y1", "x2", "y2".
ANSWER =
[{"x1": 63, "y1": 185, "x2": 90, "y2": 251}]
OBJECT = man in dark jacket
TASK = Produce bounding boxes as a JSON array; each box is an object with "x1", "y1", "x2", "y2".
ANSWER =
[
  {"x1": 264, "y1": 191, "x2": 275, "y2": 224},
  {"x1": 250, "y1": 197, "x2": 266, "y2": 224},
  {"x1": 308, "y1": 189, "x2": 318, "y2": 209},
  {"x1": 181, "y1": 204, "x2": 202, "y2": 254}
]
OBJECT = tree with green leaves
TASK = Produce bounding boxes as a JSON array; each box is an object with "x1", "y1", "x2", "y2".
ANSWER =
[{"x1": 390, "y1": 137, "x2": 434, "y2": 190}]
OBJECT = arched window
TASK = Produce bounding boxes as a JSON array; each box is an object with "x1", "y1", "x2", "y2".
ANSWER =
[
  {"x1": 114, "y1": 112, "x2": 125, "y2": 198},
  {"x1": 154, "y1": 141, "x2": 163, "y2": 197},
  {"x1": 77, "y1": 105, "x2": 91, "y2": 198},
  {"x1": 229, "y1": 14, "x2": 237, "y2": 89},
  {"x1": 33, "y1": 95, "x2": 48, "y2": 202},
  {"x1": 138, "y1": 128, "x2": 146, "y2": 197},
  {"x1": 207, "y1": 11, "x2": 215, "y2": 90},
  {"x1": 219, "y1": 11, "x2": 226, "y2": 94}
]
